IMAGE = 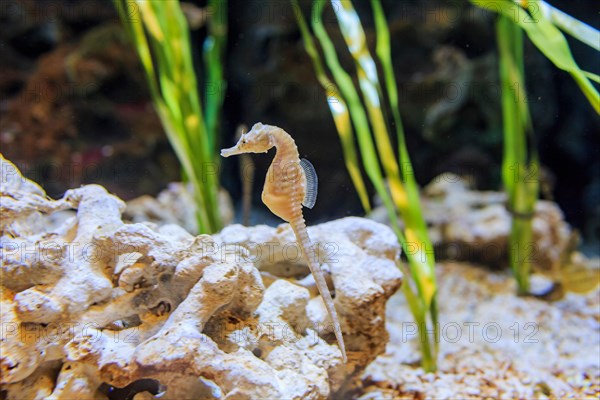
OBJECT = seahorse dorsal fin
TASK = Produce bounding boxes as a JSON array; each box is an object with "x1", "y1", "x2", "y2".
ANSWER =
[{"x1": 300, "y1": 158, "x2": 318, "y2": 209}]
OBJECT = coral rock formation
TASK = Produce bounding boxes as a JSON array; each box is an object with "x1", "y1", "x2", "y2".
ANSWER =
[{"x1": 0, "y1": 154, "x2": 402, "y2": 399}]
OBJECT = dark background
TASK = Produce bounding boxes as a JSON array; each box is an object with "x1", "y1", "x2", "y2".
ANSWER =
[{"x1": 0, "y1": 0, "x2": 598, "y2": 253}]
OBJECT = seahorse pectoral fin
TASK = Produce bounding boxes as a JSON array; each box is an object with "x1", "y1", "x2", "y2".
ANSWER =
[{"x1": 300, "y1": 158, "x2": 318, "y2": 209}]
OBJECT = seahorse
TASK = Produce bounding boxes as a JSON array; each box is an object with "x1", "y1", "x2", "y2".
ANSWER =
[{"x1": 221, "y1": 122, "x2": 347, "y2": 362}]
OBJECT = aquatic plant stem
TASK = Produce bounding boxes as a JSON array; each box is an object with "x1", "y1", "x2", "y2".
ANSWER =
[{"x1": 497, "y1": 15, "x2": 539, "y2": 295}]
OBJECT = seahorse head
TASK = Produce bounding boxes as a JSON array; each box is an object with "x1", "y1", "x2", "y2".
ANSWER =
[{"x1": 221, "y1": 123, "x2": 274, "y2": 157}]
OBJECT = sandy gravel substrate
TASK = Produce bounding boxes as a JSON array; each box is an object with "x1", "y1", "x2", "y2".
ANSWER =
[{"x1": 360, "y1": 262, "x2": 600, "y2": 399}]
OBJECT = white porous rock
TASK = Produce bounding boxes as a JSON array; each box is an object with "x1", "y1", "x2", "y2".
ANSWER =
[
  {"x1": 124, "y1": 182, "x2": 234, "y2": 235},
  {"x1": 422, "y1": 174, "x2": 573, "y2": 271},
  {"x1": 0, "y1": 154, "x2": 402, "y2": 399},
  {"x1": 216, "y1": 217, "x2": 403, "y2": 372},
  {"x1": 371, "y1": 173, "x2": 574, "y2": 271}
]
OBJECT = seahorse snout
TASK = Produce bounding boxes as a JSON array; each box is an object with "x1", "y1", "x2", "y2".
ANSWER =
[{"x1": 220, "y1": 145, "x2": 242, "y2": 157}]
